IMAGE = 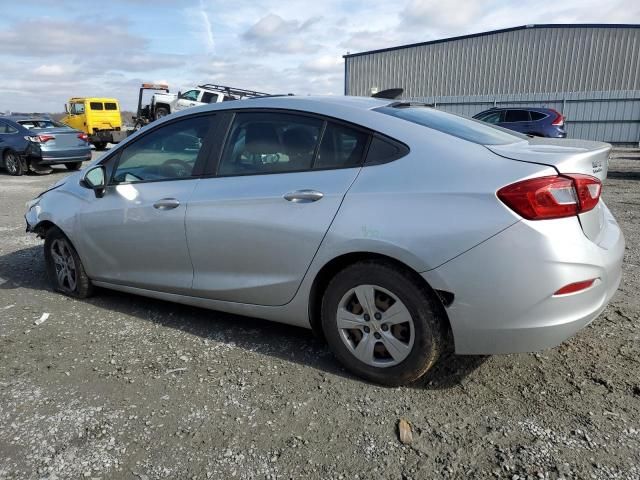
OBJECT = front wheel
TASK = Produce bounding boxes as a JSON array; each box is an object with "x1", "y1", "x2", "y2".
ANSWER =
[
  {"x1": 321, "y1": 261, "x2": 446, "y2": 386},
  {"x1": 3, "y1": 151, "x2": 23, "y2": 176},
  {"x1": 93, "y1": 142, "x2": 107, "y2": 151},
  {"x1": 154, "y1": 107, "x2": 169, "y2": 120},
  {"x1": 65, "y1": 162, "x2": 83, "y2": 171},
  {"x1": 44, "y1": 228, "x2": 93, "y2": 298}
]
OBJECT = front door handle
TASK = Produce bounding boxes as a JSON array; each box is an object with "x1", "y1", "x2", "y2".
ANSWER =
[
  {"x1": 153, "y1": 198, "x2": 180, "y2": 210},
  {"x1": 283, "y1": 189, "x2": 324, "y2": 203}
]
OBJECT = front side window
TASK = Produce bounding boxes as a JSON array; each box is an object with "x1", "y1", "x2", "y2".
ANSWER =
[
  {"x1": 505, "y1": 110, "x2": 530, "y2": 122},
  {"x1": 218, "y1": 112, "x2": 322, "y2": 176},
  {"x1": 479, "y1": 111, "x2": 504, "y2": 124},
  {"x1": 112, "y1": 116, "x2": 213, "y2": 183},
  {"x1": 90, "y1": 102, "x2": 104, "y2": 110},
  {"x1": 70, "y1": 103, "x2": 85, "y2": 115},
  {"x1": 315, "y1": 123, "x2": 368, "y2": 169},
  {"x1": 181, "y1": 90, "x2": 199, "y2": 101}
]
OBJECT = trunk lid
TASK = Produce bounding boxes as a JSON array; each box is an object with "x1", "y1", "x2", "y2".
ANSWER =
[
  {"x1": 35, "y1": 127, "x2": 86, "y2": 148},
  {"x1": 487, "y1": 138, "x2": 611, "y2": 243}
]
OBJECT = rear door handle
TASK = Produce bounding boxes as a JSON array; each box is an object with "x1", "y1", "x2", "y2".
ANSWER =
[
  {"x1": 283, "y1": 189, "x2": 324, "y2": 203},
  {"x1": 153, "y1": 198, "x2": 180, "y2": 210}
]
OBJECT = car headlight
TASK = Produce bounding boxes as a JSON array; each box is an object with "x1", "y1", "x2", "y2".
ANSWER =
[{"x1": 25, "y1": 197, "x2": 41, "y2": 210}]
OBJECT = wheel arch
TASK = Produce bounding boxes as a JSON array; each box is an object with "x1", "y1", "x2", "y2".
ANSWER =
[{"x1": 307, "y1": 251, "x2": 454, "y2": 343}]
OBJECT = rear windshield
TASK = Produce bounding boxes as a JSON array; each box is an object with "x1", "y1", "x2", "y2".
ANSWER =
[
  {"x1": 90, "y1": 102, "x2": 104, "y2": 110},
  {"x1": 105, "y1": 102, "x2": 118, "y2": 110},
  {"x1": 375, "y1": 106, "x2": 527, "y2": 145},
  {"x1": 17, "y1": 119, "x2": 66, "y2": 129}
]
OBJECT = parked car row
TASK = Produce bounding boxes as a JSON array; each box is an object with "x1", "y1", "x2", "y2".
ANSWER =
[{"x1": 25, "y1": 96, "x2": 623, "y2": 385}]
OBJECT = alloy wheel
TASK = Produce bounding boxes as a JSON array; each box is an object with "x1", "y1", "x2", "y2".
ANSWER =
[
  {"x1": 5, "y1": 153, "x2": 19, "y2": 174},
  {"x1": 336, "y1": 284, "x2": 415, "y2": 367},
  {"x1": 50, "y1": 239, "x2": 77, "y2": 292}
]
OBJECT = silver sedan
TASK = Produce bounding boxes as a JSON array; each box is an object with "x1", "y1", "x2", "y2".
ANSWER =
[{"x1": 25, "y1": 96, "x2": 624, "y2": 385}]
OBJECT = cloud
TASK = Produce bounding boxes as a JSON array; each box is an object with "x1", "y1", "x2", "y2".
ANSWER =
[
  {"x1": 0, "y1": 18, "x2": 147, "y2": 56},
  {"x1": 242, "y1": 13, "x2": 322, "y2": 54},
  {"x1": 302, "y1": 55, "x2": 343, "y2": 74},
  {"x1": 400, "y1": 0, "x2": 485, "y2": 30}
]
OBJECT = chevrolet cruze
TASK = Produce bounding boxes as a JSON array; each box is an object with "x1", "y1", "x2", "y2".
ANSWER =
[{"x1": 25, "y1": 96, "x2": 624, "y2": 385}]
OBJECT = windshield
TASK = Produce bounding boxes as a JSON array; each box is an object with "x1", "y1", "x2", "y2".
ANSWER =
[
  {"x1": 375, "y1": 106, "x2": 527, "y2": 145},
  {"x1": 18, "y1": 119, "x2": 67, "y2": 129}
]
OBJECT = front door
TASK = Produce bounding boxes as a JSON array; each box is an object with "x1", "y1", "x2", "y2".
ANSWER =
[
  {"x1": 77, "y1": 114, "x2": 217, "y2": 294},
  {"x1": 186, "y1": 111, "x2": 370, "y2": 306}
]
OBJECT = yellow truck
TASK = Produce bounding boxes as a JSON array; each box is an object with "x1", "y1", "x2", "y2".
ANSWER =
[{"x1": 61, "y1": 97, "x2": 127, "y2": 150}]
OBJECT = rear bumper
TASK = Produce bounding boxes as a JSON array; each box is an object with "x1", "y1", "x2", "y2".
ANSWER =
[
  {"x1": 423, "y1": 203, "x2": 625, "y2": 354},
  {"x1": 89, "y1": 130, "x2": 127, "y2": 144},
  {"x1": 31, "y1": 149, "x2": 91, "y2": 165}
]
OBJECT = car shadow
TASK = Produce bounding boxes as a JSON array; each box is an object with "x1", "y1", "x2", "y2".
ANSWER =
[{"x1": 0, "y1": 245, "x2": 486, "y2": 390}]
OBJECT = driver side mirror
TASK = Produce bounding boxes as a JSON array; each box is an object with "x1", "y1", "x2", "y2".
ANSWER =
[
  {"x1": 177, "y1": 91, "x2": 182, "y2": 98},
  {"x1": 81, "y1": 165, "x2": 107, "y2": 198},
  {"x1": 64, "y1": 104, "x2": 69, "y2": 114}
]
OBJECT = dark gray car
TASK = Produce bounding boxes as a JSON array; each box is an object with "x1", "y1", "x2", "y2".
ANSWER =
[{"x1": 0, "y1": 116, "x2": 91, "y2": 175}]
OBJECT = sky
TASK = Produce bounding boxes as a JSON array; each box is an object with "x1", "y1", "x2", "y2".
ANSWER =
[{"x1": 1, "y1": 0, "x2": 639, "y2": 112}]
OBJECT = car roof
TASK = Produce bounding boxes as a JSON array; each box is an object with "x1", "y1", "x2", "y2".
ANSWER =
[
  {"x1": 5, "y1": 115, "x2": 53, "y2": 122},
  {"x1": 481, "y1": 107, "x2": 553, "y2": 113}
]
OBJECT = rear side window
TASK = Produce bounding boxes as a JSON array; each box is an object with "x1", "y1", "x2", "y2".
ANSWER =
[
  {"x1": 505, "y1": 110, "x2": 530, "y2": 122},
  {"x1": 90, "y1": 102, "x2": 104, "y2": 110},
  {"x1": 366, "y1": 135, "x2": 409, "y2": 165},
  {"x1": 218, "y1": 112, "x2": 322, "y2": 176},
  {"x1": 376, "y1": 106, "x2": 525, "y2": 145},
  {"x1": 104, "y1": 102, "x2": 118, "y2": 110},
  {"x1": 201, "y1": 92, "x2": 217, "y2": 103},
  {"x1": 0, "y1": 121, "x2": 17, "y2": 134},
  {"x1": 315, "y1": 123, "x2": 368, "y2": 169},
  {"x1": 529, "y1": 111, "x2": 547, "y2": 121}
]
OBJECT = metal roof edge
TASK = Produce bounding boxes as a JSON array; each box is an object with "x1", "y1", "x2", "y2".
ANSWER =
[{"x1": 342, "y1": 23, "x2": 640, "y2": 59}]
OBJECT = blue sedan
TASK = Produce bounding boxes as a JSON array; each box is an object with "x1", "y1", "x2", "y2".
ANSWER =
[{"x1": 0, "y1": 116, "x2": 91, "y2": 176}]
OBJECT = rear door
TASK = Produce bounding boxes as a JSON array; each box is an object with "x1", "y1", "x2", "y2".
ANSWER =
[
  {"x1": 500, "y1": 109, "x2": 532, "y2": 133},
  {"x1": 186, "y1": 110, "x2": 370, "y2": 306}
]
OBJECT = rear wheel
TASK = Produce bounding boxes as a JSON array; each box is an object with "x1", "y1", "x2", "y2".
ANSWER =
[
  {"x1": 65, "y1": 162, "x2": 83, "y2": 171},
  {"x1": 3, "y1": 150, "x2": 23, "y2": 176},
  {"x1": 44, "y1": 227, "x2": 93, "y2": 298},
  {"x1": 93, "y1": 142, "x2": 107, "y2": 151},
  {"x1": 321, "y1": 261, "x2": 446, "y2": 386}
]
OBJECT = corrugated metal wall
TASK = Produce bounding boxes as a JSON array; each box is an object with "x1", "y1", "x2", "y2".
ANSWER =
[
  {"x1": 406, "y1": 90, "x2": 640, "y2": 143},
  {"x1": 345, "y1": 26, "x2": 640, "y2": 97},
  {"x1": 344, "y1": 25, "x2": 640, "y2": 143}
]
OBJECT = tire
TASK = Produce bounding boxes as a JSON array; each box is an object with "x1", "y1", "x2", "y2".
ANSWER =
[
  {"x1": 155, "y1": 107, "x2": 169, "y2": 120},
  {"x1": 93, "y1": 142, "x2": 108, "y2": 151},
  {"x1": 44, "y1": 227, "x2": 93, "y2": 298},
  {"x1": 321, "y1": 261, "x2": 446, "y2": 386},
  {"x1": 3, "y1": 150, "x2": 23, "y2": 176},
  {"x1": 65, "y1": 162, "x2": 83, "y2": 171}
]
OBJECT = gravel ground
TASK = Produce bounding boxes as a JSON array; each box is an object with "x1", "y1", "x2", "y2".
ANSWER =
[{"x1": 1, "y1": 150, "x2": 639, "y2": 480}]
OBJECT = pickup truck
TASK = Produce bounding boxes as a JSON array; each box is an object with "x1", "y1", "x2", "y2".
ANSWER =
[{"x1": 151, "y1": 84, "x2": 270, "y2": 120}]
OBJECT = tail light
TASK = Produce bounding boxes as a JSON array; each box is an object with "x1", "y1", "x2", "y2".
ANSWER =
[
  {"x1": 77, "y1": 133, "x2": 89, "y2": 141},
  {"x1": 550, "y1": 109, "x2": 565, "y2": 126},
  {"x1": 25, "y1": 134, "x2": 55, "y2": 143},
  {"x1": 497, "y1": 174, "x2": 601, "y2": 220}
]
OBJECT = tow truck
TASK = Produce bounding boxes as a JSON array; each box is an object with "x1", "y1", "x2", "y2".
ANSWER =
[{"x1": 132, "y1": 83, "x2": 270, "y2": 129}]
